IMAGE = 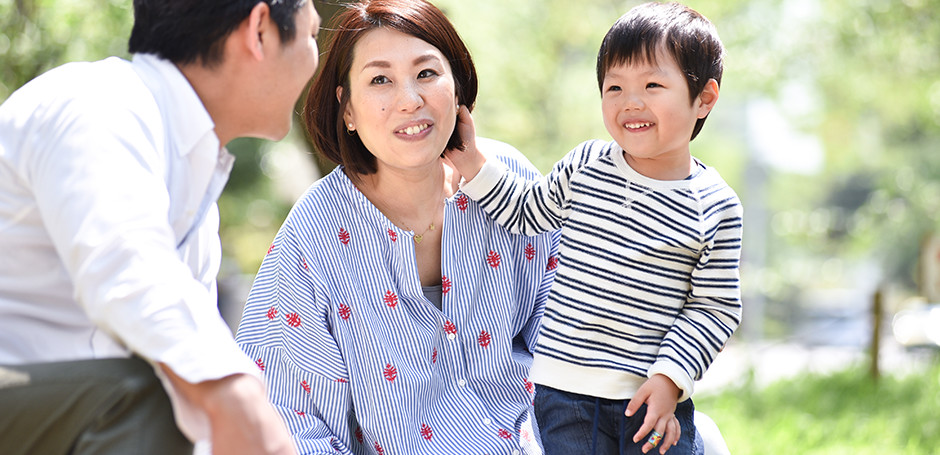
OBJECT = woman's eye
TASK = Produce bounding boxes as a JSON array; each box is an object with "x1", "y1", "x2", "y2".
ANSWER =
[
  {"x1": 370, "y1": 75, "x2": 390, "y2": 85},
  {"x1": 418, "y1": 69, "x2": 439, "y2": 79}
]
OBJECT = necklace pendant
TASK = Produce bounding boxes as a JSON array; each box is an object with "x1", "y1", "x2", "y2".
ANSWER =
[{"x1": 413, "y1": 234, "x2": 423, "y2": 244}]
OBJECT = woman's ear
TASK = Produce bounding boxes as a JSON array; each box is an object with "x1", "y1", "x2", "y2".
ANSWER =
[{"x1": 697, "y1": 78, "x2": 720, "y2": 119}]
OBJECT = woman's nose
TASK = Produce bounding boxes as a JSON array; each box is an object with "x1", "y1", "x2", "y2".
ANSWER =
[{"x1": 397, "y1": 82, "x2": 424, "y2": 112}]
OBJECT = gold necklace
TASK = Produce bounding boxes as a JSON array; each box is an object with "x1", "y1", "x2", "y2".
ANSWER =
[
  {"x1": 402, "y1": 220, "x2": 435, "y2": 244},
  {"x1": 367, "y1": 177, "x2": 445, "y2": 245}
]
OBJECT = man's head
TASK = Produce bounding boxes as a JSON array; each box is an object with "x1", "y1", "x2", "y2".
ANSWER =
[
  {"x1": 597, "y1": 2, "x2": 724, "y2": 140},
  {"x1": 129, "y1": 0, "x2": 309, "y2": 67}
]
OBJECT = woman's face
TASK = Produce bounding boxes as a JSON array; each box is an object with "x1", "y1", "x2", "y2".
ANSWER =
[{"x1": 341, "y1": 27, "x2": 458, "y2": 175}]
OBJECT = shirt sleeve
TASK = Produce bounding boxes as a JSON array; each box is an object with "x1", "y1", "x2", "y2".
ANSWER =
[
  {"x1": 25, "y1": 95, "x2": 255, "y2": 381},
  {"x1": 460, "y1": 140, "x2": 601, "y2": 236},
  {"x1": 236, "y1": 220, "x2": 356, "y2": 455},
  {"x1": 647, "y1": 194, "x2": 744, "y2": 401}
]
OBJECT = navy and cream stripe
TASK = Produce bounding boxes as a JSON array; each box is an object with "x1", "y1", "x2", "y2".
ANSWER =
[{"x1": 460, "y1": 139, "x2": 743, "y2": 401}]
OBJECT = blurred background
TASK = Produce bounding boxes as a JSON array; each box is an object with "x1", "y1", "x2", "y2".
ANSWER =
[{"x1": 2, "y1": 0, "x2": 938, "y2": 452}]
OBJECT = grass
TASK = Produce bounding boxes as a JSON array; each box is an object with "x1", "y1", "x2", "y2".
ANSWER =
[{"x1": 695, "y1": 360, "x2": 940, "y2": 454}]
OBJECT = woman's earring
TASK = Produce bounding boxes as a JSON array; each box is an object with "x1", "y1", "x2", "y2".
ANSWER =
[{"x1": 346, "y1": 123, "x2": 356, "y2": 135}]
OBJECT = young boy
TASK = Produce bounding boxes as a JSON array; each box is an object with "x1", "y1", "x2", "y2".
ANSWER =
[{"x1": 446, "y1": 2, "x2": 742, "y2": 454}]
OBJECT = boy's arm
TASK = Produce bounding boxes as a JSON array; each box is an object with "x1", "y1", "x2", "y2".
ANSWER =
[
  {"x1": 445, "y1": 106, "x2": 589, "y2": 236},
  {"x1": 649, "y1": 194, "x2": 744, "y2": 401}
]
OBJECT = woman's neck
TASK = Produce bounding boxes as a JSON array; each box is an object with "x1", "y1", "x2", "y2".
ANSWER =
[{"x1": 354, "y1": 160, "x2": 454, "y2": 232}]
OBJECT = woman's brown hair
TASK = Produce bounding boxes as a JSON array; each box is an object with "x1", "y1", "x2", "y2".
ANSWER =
[{"x1": 304, "y1": 0, "x2": 478, "y2": 177}]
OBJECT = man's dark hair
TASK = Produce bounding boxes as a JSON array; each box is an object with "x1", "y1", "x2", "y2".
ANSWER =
[
  {"x1": 129, "y1": 0, "x2": 308, "y2": 66},
  {"x1": 597, "y1": 2, "x2": 724, "y2": 140}
]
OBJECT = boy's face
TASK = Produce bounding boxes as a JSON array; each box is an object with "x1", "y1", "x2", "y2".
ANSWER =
[{"x1": 600, "y1": 47, "x2": 717, "y2": 172}]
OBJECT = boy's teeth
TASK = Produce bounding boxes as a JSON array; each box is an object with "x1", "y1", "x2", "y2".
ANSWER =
[{"x1": 625, "y1": 122, "x2": 652, "y2": 128}]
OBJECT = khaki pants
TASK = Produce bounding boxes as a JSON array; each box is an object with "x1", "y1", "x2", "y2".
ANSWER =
[{"x1": 0, "y1": 356, "x2": 192, "y2": 455}]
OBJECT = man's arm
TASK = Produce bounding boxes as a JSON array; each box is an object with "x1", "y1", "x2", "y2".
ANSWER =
[{"x1": 161, "y1": 367, "x2": 297, "y2": 455}]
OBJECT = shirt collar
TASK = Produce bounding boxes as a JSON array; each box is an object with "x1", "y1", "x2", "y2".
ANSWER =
[{"x1": 131, "y1": 53, "x2": 219, "y2": 157}]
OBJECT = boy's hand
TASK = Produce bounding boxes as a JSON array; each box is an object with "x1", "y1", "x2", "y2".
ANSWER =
[
  {"x1": 626, "y1": 374, "x2": 681, "y2": 454},
  {"x1": 443, "y1": 105, "x2": 486, "y2": 181}
]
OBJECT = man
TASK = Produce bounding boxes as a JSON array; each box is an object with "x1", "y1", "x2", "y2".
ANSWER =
[{"x1": 0, "y1": 1, "x2": 320, "y2": 454}]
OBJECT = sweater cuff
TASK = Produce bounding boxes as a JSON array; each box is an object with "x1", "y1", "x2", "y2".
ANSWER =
[
  {"x1": 647, "y1": 361, "x2": 694, "y2": 402},
  {"x1": 459, "y1": 158, "x2": 508, "y2": 200}
]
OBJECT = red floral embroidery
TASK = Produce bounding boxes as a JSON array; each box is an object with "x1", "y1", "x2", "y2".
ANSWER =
[
  {"x1": 441, "y1": 275, "x2": 452, "y2": 295},
  {"x1": 521, "y1": 428, "x2": 532, "y2": 442},
  {"x1": 355, "y1": 427, "x2": 363, "y2": 444},
  {"x1": 338, "y1": 228, "x2": 351, "y2": 245},
  {"x1": 546, "y1": 255, "x2": 559, "y2": 271},
  {"x1": 255, "y1": 358, "x2": 265, "y2": 371},
  {"x1": 336, "y1": 378, "x2": 348, "y2": 383},
  {"x1": 444, "y1": 320, "x2": 457, "y2": 336},
  {"x1": 285, "y1": 312, "x2": 301, "y2": 328},
  {"x1": 524, "y1": 379, "x2": 534, "y2": 394},
  {"x1": 388, "y1": 229, "x2": 398, "y2": 242},
  {"x1": 383, "y1": 364, "x2": 398, "y2": 382},
  {"x1": 525, "y1": 243, "x2": 536, "y2": 261},
  {"x1": 295, "y1": 410, "x2": 306, "y2": 416},
  {"x1": 431, "y1": 347, "x2": 438, "y2": 364},
  {"x1": 478, "y1": 330, "x2": 492, "y2": 348},
  {"x1": 338, "y1": 303, "x2": 351, "y2": 320},
  {"x1": 383, "y1": 291, "x2": 399, "y2": 308},
  {"x1": 420, "y1": 423, "x2": 433, "y2": 441},
  {"x1": 498, "y1": 429, "x2": 512, "y2": 439},
  {"x1": 301, "y1": 257, "x2": 308, "y2": 270},
  {"x1": 486, "y1": 250, "x2": 501, "y2": 268},
  {"x1": 374, "y1": 442, "x2": 385, "y2": 454},
  {"x1": 301, "y1": 380, "x2": 311, "y2": 393},
  {"x1": 456, "y1": 194, "x2": 469, "y2": 211},
  {"x1": 266, "y1": 243, "x2": 275, "y2": 255},
  {"x1": 266, "y1": 306, "x2": 277, "y2": 320}
]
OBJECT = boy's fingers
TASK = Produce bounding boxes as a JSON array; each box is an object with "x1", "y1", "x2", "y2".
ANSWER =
[
  {"x1": 659, "y1": 417, "x2": 681, "y2": 454},
  {"x1": 640, "y1": 421, "x2": 667, "y2": 454}
]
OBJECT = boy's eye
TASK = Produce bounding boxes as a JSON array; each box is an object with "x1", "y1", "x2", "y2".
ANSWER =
[
  {"x1": 606, "y1": 85, "x2": 622, "y2": 92},
  {"x1": 370, "y1": 75, "x2": 390, "y2": 85},
  {"x1": 646, "y1": 82, "x2": 663, "y2": 89}
]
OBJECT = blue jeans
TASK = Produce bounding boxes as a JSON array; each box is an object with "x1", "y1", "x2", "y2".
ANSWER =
[{"x1": 534, "y1": 384, "x2": 702, "y2": 455}]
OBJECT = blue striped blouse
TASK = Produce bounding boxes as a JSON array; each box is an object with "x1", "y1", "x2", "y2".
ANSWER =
[{"x1": 236, "y1": 139, "x2": 559, "y2": 455}]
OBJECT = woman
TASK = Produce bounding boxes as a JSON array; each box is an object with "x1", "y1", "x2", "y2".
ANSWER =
[{"x1": 235, "y1": 1, "x2": 558, "y2": 454}]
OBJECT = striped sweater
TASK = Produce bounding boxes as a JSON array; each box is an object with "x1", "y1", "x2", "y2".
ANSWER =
[
  {"x1": 236, "y1": 139, "x2": 559, "y2": 455},
  {"x1": 460, "y1": 139, "x2": 743, "y2": 401}
]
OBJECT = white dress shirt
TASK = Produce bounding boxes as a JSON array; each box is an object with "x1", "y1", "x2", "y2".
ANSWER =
[{"x1": 0, "y1": 53, "x2": 258, "y2": 440}]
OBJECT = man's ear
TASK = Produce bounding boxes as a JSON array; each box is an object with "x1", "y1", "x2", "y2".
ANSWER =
[
  {"x1": 242, "y1": 2, "x2": 272, "y2": 61},
  {"x1": 697, "y1": 78, "x2": 720, "y2": 119}
]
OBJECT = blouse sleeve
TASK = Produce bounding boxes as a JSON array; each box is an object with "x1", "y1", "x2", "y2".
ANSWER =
[{"x1": 236, "y1": 220, "x2": 357, "y2": 455}]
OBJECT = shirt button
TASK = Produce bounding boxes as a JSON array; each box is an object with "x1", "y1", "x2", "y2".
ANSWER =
[
  {"x1": 457, "y1": 379, "x2": 467, "y2": 387},
  {"x1": 482, "y1": 418, "x2": 491, "y2": 425},
  {"x1": 447, "y1": 333, "x2": 456, "y2": 341}
]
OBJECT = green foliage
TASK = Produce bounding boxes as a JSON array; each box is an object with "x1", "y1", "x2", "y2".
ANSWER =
[
  {"x1": 4, "y1": 0, "x2": 939, "y2": 318},
  {"x1": 0, "y1": 0, "x2": 132, "y2": 100},
  {"x1": 697, "y1": 363, "x2": 940, "y2": 454}
]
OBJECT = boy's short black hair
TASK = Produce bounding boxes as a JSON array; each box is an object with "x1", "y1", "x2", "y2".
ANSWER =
[
  {"x1": 129, "y1": 0, "x2": 308, "y2": 67},
  {"x1": 597, "y1": 2, "x2": 724, "y2": 140}
]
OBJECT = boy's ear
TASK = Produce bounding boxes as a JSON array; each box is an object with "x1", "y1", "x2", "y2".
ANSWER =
[{"x1": 697, "y1": 78, "x2": 720, "y2": 119}]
